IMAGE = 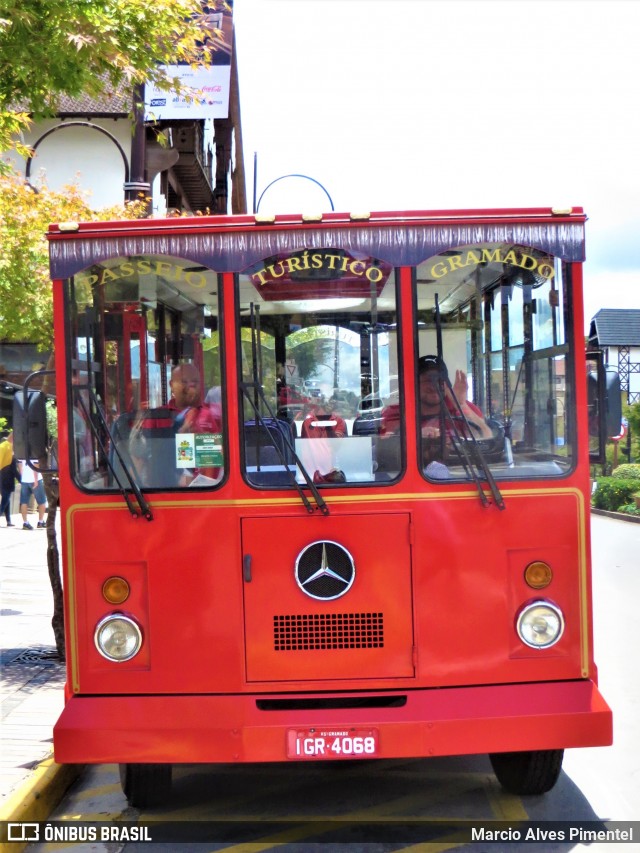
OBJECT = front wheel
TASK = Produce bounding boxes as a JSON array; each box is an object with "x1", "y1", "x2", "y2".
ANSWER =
[
  {"x1": 489, "y1": 749, "x2": 563, "y2": 795},
  {"x1": 119, "y1": 763, "x2": 172, "y2": 808}
]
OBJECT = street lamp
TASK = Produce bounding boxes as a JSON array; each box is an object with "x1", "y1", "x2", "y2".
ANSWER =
[
  {"x1": 253, "y1": 154, "x2": 334, "y2": 213},
  {"x1": 124, "y1": 84, "x2": 151, "y2": 203}
]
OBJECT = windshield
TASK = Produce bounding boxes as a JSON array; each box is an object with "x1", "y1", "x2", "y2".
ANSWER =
[
  {"x1": 65, "y1": 255, "x2": 224, "y2": 491},
  {"x1": 237, "y1": 249, "x2": 402, "y2": 486},
  {"x1": 414, "y1": 242, "x2": 574, "y2": 481},
  {"x1": 63, "y1": 240, "x2": 573, "y2": 493}
]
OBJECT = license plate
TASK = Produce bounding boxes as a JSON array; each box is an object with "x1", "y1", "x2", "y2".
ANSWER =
[{"x1": 287, "y1": 728, "x2": 379, "y2": 760}]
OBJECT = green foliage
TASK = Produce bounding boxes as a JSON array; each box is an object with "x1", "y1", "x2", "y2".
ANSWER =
[
  {"x1": 625, "y1": 401, "x2": 640, "y2": 434},
  {"x1": 623, "y1": 401, "x2": 640, "y2": 462},
  {"x1": 0, "y1": 167, "x2": 149, "y2": 348},
  {"x1": 616, "y1": 502, "x2": 640, "y2": 516},
  {"x1": 0, "y1": 111, "x2": 32, "y2": 172},
  {"x1": 611, "y1": 463, "x2": 640, "y2": 481},
  {"x1": 0, "y1": 0, "x2": 225, "y2": 152},
  {"x1": 289, "y1": 331, "x2": 336, "y2": 385},
  {"x1": 46, "y1": 399, "x2": 58, "y2": 438},
  {"x1": 591, "y1": 477, "x2": 640, "y2": 512}
]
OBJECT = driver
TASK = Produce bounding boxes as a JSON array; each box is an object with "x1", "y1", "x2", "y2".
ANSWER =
[
  {"x1": 417, "y1": 355, "x2": 493, "y2": 440},
  {"x1": 380, "y1": 354, "x2": 492, "y2": 441}
]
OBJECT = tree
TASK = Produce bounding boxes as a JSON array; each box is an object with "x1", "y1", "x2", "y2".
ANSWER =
[
  {"x1": 0, "y1": 169, "x2": 148, "y2": 348},
  {"x1": 0, "y1": 0, "x2": 224, "y2": 164}
]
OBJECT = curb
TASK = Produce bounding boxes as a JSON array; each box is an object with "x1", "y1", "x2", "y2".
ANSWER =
[
  {"x1": 0, "y1": 757, "x2": 84, "y2": 853},
  {"x1": 590, "y1": 507, "x2": 640, "y2": 524}
]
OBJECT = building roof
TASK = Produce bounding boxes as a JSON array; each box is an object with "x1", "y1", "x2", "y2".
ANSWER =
[
  {"x1": 54, "y1": 88, "x2": 131, "y2": 117},
  {"x1": 14, "y1": 77, "x2": 131, "y2": 117},
  {"x1": 588, "y1": 308, "x2": 640, "y2": 346}
]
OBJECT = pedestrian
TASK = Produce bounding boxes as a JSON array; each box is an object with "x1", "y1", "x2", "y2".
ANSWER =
[
  {"x1": 0, "y1": 430, "x2": 19, "y2": 526},
  {"x1": 18, "y1": 459, "x2": 47, "y2": 530}
]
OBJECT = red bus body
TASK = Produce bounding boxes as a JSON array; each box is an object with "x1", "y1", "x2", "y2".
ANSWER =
[{"x1": 46, "y1": 209, "x2": 611, "y2": 796}]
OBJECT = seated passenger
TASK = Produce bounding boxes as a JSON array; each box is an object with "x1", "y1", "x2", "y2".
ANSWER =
[
  {"x1": 169, "y1": 363, "x2": 222, "y2": 484},
  {"x1": 169, "y1": 364, "x2": 220, "y2": 432},
  {"x1": 300, "y1": 396, "x2": 347, "y2": 484},
  {"x1": 130, "y1": 363, "x2": 222, "y2": 487},
  {"x1": 301, "y1": 396, "x2": 347, "y2": 439}
]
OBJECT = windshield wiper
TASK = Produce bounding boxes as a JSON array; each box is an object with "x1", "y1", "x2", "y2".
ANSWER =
[
  {"x1": 76, "y1": 389, "x2": 153, "y2": 521},
  {"x1": 240, "y1": 381, "x2": 329, "y2": 516},
  {"x1": 428, "y1": 379, "x2": 491, "y2": 507},
  {"x1": 438, "y1": 379, "x2": 505, "y2": 510}
]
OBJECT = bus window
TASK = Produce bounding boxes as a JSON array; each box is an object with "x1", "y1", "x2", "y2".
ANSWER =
[
  {"x1": 64, "y1": 255, "x2": 224, "y2": 491},
  {"x1": 236, "y1": 250, "x2": 402, "y2": 485},
  {"x1": 415, "y1": 244, "x2": 573, "y2": 481}
]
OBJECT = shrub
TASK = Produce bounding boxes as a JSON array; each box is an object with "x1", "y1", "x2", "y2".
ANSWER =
[
  {"x1": 616, "y1": 503, "x2": 640, "y2": 516},
  {"x1": 611, "y1": 463, "x2": 640, "y2": 481},
  {"x1": 592, "y1": 477, "x2": 639, "y2": 511}
]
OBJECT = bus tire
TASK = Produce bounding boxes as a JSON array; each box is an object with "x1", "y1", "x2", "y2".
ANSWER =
[
  {"x1": 119, "y1": 763, "x2": 172, "y2": 807},
  {"x1": 489, "y1": 749, "x2": 563, "y2": 795}
]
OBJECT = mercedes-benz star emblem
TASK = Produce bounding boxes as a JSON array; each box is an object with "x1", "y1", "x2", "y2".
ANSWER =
[{"x1": 295, "y1": 540, "x2": 355, "y2": 600}]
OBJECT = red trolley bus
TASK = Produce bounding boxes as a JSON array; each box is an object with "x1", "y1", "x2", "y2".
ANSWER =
[{"x1": 17, "y1": 207, "x2": 616, "y2": 807}]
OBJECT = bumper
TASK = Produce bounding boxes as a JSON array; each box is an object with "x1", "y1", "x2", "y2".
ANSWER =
[{"x1": 54, "y1": 680, "x2": 612, "y2": 764}]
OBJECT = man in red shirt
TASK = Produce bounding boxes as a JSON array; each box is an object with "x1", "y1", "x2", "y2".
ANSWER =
[
  {"x1": 300, "y1": 397, "x2": 347, "y2": 484},
  {"x1": 301, "y1": 397, "x2": 347, "y2": 439}
]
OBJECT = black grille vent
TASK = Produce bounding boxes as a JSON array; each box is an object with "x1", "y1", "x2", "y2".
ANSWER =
[{"x1": 274, "y1": 613, "x2": 384, "y2": 651}]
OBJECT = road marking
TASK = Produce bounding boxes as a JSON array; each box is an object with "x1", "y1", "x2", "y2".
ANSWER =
[
  {"x1": 209, "y1": 775, "x2": 525, "y2": 853},
  {"x1": 39, "y1": 763, "x2": 529, "y2": 852},
  {"x1": 484, "y1": 775, "x2": 529, "y2": 820}
]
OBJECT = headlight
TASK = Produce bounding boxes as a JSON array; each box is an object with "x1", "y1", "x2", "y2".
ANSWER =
[
  {"x1": 516, "y1": 601, "x2": 564, "y2": 649},
  {"x1": 94, "y1": 614, "x2": 142, "y2": 662}
]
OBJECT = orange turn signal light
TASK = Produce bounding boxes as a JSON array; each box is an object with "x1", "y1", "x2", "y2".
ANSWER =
[
  {"x1": 524, "y1": 561, "x2": 553, "y2": 590},
  {"x1": 102, "y1": 576, "x2": 130, "y2": 604}
]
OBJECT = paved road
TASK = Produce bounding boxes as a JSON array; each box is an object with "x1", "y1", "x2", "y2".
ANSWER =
[{"x1": 562, "y1": 514, "x2": 640, "y2": 821}]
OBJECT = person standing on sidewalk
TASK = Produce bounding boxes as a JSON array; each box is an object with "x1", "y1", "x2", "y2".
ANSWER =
[
  {"x1": 0, "y1": 430, "x2": 19, "y2": 526},
  {"x1": 18, "y1": 459, "x2": 47, "y2": 530}
]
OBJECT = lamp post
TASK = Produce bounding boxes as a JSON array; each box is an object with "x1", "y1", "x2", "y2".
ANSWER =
[{"x1": 123, "y1": 84, "x2": 151, "y2": 203}]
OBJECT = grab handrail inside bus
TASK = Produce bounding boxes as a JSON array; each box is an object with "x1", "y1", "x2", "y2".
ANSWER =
[{"x1": 433, "y1": 295, "x2": 505, "y2": 510}]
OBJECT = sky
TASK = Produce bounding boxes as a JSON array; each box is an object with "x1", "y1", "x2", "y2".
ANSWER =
[{"x1": 232, "y1": 0, "x2": 640, "y2": 333}]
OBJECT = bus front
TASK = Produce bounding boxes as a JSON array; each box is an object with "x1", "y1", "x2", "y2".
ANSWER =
[{"x1": 47, "y1": 208, "x2": 612, "y2": 807}]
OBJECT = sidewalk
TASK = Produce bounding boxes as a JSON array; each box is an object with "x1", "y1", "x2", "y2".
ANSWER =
[{"x1": 0, "y1": 511, "x2": 82, "y2": 835}]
